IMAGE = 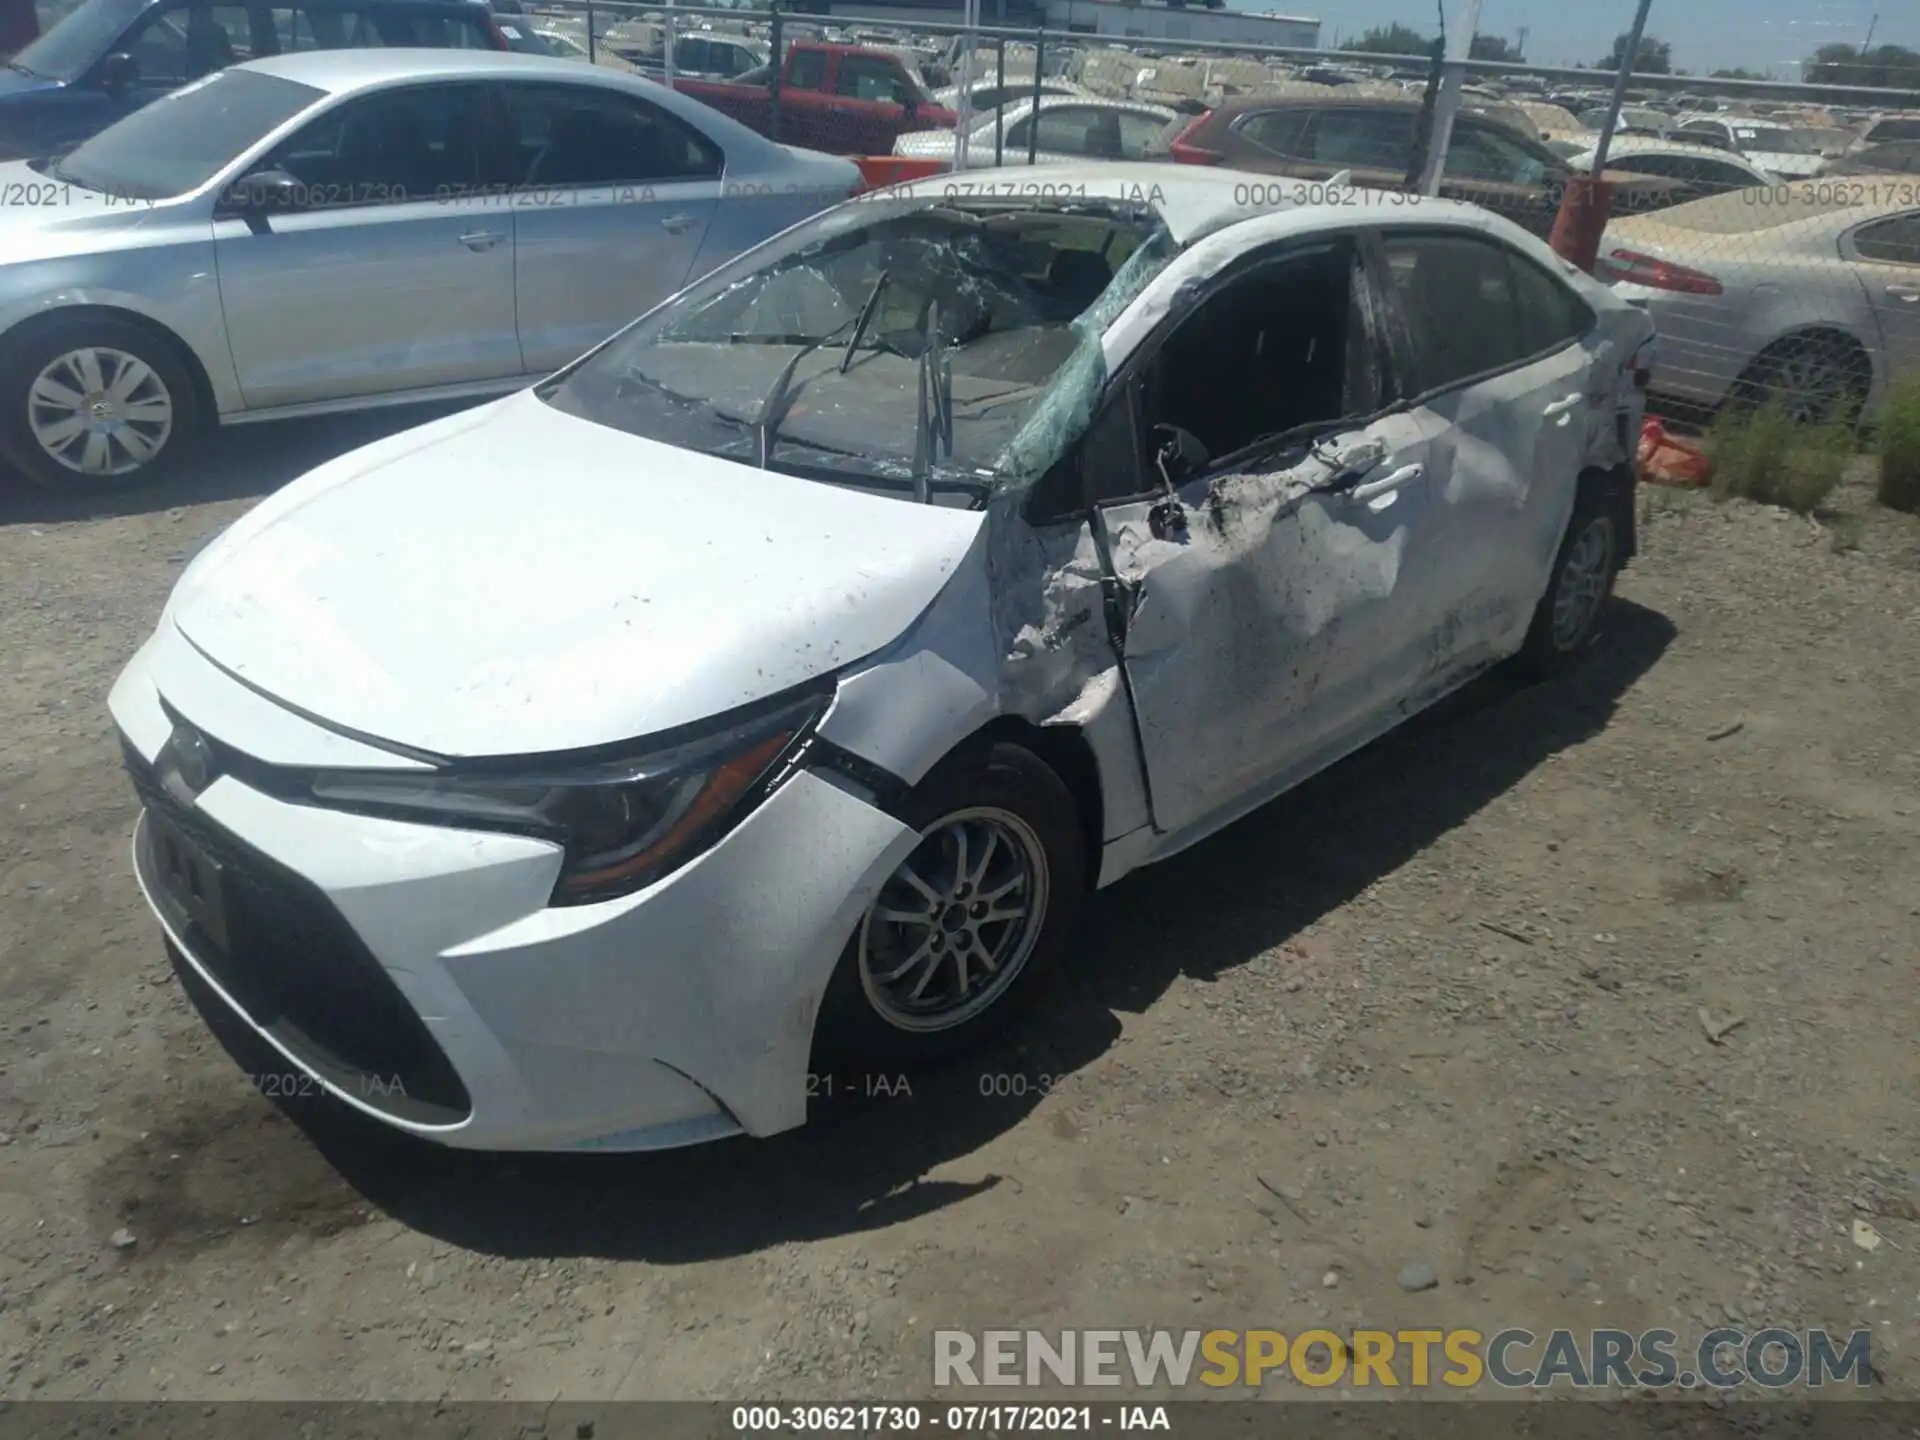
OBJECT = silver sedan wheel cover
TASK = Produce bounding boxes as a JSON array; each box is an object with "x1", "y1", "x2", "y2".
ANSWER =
[
  {"x1": 857, "y1": 806, "x2": 1050, "y2": 1033},
  {"x1": 27, "y1": 346, "x2": 174, "y2": 477},
  {"x1": 1551, "y1": 515, "x2": 1615, "y2": 651},
  {"x1": 1769, "y1": 348, "x2": 1853, "y2": 424}
]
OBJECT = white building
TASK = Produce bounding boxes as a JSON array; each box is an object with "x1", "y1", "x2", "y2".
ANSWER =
[{"x1": 1042, "y1": 0, "x2": 1319, "y2": 46}]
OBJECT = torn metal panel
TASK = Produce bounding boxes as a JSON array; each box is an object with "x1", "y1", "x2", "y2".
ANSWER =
[
  {"x1": 1094, "y1": 414, "x2": 1441, "y2": 842},
  {"x1": 819, "y1": 495, "x2": 1154, "y2": 848}
]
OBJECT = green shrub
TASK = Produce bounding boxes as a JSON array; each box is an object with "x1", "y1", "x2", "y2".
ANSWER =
[
  {"x1": 1878, "y1": 373, "x2": 1920, "y2": 515},
  {"x1": 1706, "y1": 401, "x2": 1850, "y2": 516}
]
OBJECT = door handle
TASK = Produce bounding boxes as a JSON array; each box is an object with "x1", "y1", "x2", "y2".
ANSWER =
[
  {"x1": 1345, "y1": 462, "x2": 1424, "y2": 504},
  {"x1": 1542, "y1": 393, "x2": 1584, "y2": 419},
  {"x1": 458, "y1": 230, "x2": 504, "y2": 251},
  {"x1": 661, "y1": 212, "x2": 699, "y2": 233},
  {"x1": 1889, "y1": 285, "x2": 1920, "y2": 303}
]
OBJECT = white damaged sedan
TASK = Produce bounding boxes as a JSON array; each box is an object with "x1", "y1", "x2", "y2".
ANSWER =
[{"x1": 112, "y1": 166, "x2": 1656, "y2": 1152}]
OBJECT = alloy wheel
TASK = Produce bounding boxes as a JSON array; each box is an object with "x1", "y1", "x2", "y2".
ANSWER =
[
  {"x1": 27, "y1": 346, "x2": 175, "y2": 478},
  {"x1": 857, "y1": 806, "x2": 1050, "y2": 1033},
  {"x1": 1765, "y1": 345, "x2": 1858, "y2": 425},
  {"x1": 1550, "y1": 515, "x2": 1615, "y2": 651}
]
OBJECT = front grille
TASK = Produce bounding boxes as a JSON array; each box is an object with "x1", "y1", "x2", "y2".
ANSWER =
[{"x1": 125, "y1": 741, "x2": 472, "y2": 1126}]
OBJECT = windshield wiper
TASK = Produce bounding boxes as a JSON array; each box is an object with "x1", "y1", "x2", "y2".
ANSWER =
[
  {"x1": 909, "y1": 299, "x2": 953, "y2": 506},
  {"x1": 839, "y1": 268, "x2": 889, "y2": 374},
  {"x1": 753, "y1": 317, "x2": 860, "y2": 469},
  {"x1": 8, "y1": 61, "x2": 45, "y2": 78}
]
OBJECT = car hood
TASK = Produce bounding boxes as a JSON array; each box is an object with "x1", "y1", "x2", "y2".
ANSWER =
[{"x1": 168, "y1": 391, "x2": 987, "y2": 758}]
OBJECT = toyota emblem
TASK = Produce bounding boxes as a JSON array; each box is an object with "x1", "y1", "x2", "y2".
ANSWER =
[{"x1": 170, "y1": 724, "x2": 216, "y2": 792}]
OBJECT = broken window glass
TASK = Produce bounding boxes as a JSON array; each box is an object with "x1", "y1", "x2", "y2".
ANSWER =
[{"x1": 543, "y1": 197, "x2": 1177, "y2": 500}]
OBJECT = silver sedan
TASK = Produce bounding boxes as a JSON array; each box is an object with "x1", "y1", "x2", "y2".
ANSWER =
[
  {"x1": 1599, "y1": 185, "x2": 1920, "y2": 422},
  {"x1": 0, "y1": 50, "x2": 860, "y2": 489}
]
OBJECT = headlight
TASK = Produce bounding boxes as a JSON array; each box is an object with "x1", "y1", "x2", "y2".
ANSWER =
[{"x1": 308, "y1": 688, "x2": 827, "y2": 905}]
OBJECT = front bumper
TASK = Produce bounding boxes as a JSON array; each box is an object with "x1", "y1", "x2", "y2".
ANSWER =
[{"x1": 110, "y1": 626, "x2": 919, "y2": 1152}]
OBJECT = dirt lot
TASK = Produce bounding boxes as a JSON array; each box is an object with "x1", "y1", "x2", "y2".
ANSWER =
[{"x1": 2, "y1": 415, "x2": 1918, "y2": 1403}]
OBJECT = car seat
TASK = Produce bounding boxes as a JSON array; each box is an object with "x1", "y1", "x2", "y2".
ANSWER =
[
  {"x1": 529, "y1": 107, "x2": 659, "y2": 186},
  {"x1": 1080, "y1": 112, "x2": 1124, "y2": 159},
  {"x1": 183, "y1": 10, "x2": 234, "y2": 74},
  {"x1": 337, "y1": 102, "x2": 438, "y2": 193},
  {"x1": 1041, "y1": 248, "x2": 1112, "y2": 320}
]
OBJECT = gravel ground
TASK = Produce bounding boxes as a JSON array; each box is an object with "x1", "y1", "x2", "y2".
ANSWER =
[{"x1": 1, "y1": 416, "x2": 1917, "y2": 1403}]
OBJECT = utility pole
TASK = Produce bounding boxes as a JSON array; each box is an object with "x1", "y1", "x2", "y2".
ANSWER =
[
  {"x1": 1516, "y1": 24, "x2": 1528, "y2": 58},
  {"x1": 1591, "y1": 0, "x2": 1654, "y2": 176},
  {"x1": 1862, "y1": 12, "x2": 1878, "y2": 50},
  {"x1": 1419, "y1": 0, "x2": 1483, "y2": 195}
]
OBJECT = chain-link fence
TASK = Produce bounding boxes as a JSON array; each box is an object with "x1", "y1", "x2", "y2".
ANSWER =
[{"x1": 531, "y1": 0, "x2": 1920, "y2": 429}]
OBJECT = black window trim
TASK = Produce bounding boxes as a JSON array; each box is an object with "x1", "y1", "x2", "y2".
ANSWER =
[
  {"x1": 1369, "y1": 225, "x2": 1596, "y2": 404},
  {"x1": 1841, "y1": 208, "x2": 1920, "y2": 267},
  {"x1": 1062, "y1": 229, "x2": 1406, "y2": 516}
]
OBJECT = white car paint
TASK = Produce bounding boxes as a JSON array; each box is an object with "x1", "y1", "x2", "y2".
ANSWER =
[
  {"x1": 1566, "y1": 139, "x2": 1780, "y2": 190},
  {"x1": 112, "y1": 164, "x2": 1652, "y2": 1153},
  {"x1": 163, "y1": 394, "x2": 984, "y2": 757},
  {"x1": 1600, "y1": 188, "x2": 1920, "y2": 413},
  {"x1": 895, "y1": 97, "x2": 1175, "y2": 169}
]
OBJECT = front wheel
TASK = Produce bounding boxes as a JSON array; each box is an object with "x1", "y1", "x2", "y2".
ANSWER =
[
  {"x1": 814, "y1": 741, "x2": 1086, "y2": 1070},
  {"x1": 1509, "y1": 486, "x2": 1620, "y2": 680},
  {"x1": 0, "y1": 317, "x2": 199, "y2": 491}
]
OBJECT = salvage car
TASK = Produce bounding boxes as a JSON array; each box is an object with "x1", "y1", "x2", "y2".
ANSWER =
[
  {"x1": 0, "y1": 50, "x2": 859, "y2": 488},
  {"x1": 1151, "y1": 96, "x2": 1681, "y2": 239},
  {"x1": 1600, "y1": 186, "x2": 1920, "y2": 422},
  {"x1": 113, "y1": 164, "x2": 1655, "y2": 1153}
]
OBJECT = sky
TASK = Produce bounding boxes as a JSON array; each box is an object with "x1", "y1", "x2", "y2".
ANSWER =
[{"x1": 1253, "y1": 0, "x2": 1914, "y2": 77}]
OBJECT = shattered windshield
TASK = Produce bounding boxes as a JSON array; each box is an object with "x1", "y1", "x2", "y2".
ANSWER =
[{"x1": 541, "y1": 196, "x2": 1177, "y2": 502}]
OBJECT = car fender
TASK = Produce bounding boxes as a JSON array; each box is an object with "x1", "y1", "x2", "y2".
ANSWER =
[{"x1": 0, "y1": 257, "x2": 243, "y2": 413}]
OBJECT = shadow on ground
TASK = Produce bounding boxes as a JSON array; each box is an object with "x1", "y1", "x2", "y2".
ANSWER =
[
  {"x1": 161, "y1": 596, "x2": 1674, "y2": 1265},
  {"x1": 0, "y1": 401, "x2": 478, "y2": 525}
]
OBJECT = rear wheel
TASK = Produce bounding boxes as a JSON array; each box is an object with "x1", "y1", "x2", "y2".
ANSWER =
[
  {"x1": 1510, "y1": 483, "x2": 1620, "y2": 680},
  {"x1": 814, "y1": 741, "x2": 1086, "y2": 1070},
  {"x1": 1728, "y1": 333, "x2": 1869, "y2": 426},
  {"x1": 0, "y1": 316, "x2": 200, "y2": 491}
]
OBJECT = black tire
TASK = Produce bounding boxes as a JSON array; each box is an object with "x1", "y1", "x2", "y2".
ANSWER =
[
  {"x1": 1509, "y1": 482, "x2": 1621, "y2": 680},
  {"x1": 1728, "y1": 333, "x2": 1870, "y2": 427},
  {"x1": 813, "y1": 740, "x2": 1086, "y2": 1072},
  {"x1": 0, "y1": 315, "x2": 201, "y2": 492}
]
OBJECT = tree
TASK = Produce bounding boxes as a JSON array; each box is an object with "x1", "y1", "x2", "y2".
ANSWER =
[
  {"x1": 1805, "y1": 42, "x2": 1920, "y2": 89},
  {"x1": 1468, "y1": 33, "x2": 1523, "y2": 62},
  {"x1": 1345, "y1": 23, "x2": 1435, "y2": 56},
  {"x1": 1709, "y1": 66, "x2": 1765, "y2": 80},
  {"x1": 1596, "y1": 32, "x2": 1672, "y2": 74}
]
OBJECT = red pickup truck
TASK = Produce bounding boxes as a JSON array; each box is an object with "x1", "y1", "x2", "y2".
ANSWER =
[{"x1": 671, "y1": 41, "x2": 957, "y2": 156}]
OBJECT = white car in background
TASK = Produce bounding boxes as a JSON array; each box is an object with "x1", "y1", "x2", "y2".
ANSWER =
[
  {"x1": 1672, "y1": 118, "x2": 1837, "y2": 180},
  {"x1": 1566, "y1": 138, "x2": 1779, "y2": 195},
  {"x1": 113, "y1": 166, "x2": 1653, "y2": 1153},
  {"x1": 931, "y1": 76, "x2": 1088, "y2": 115},
  {"x1": 895, "y1": 95, "x2": 1174, "y2": 169},
  {"x1": 1600, "y1": 187, "x2": 1920, "y2": 421}
]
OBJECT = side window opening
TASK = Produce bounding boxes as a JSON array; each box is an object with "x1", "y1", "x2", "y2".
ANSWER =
[
  {"x1": 1383, "y1": 234, "x2": 1520, "y2": 393},
  {"x1": 510, "y1": 88, "x2": 723, "y2": 187},
  {"x1": 1139, "y1": 239, "x2": 1377, "y2": 470},
  {"x1": 785, "y1": 48, "x2": 827, "y2": 92}
]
